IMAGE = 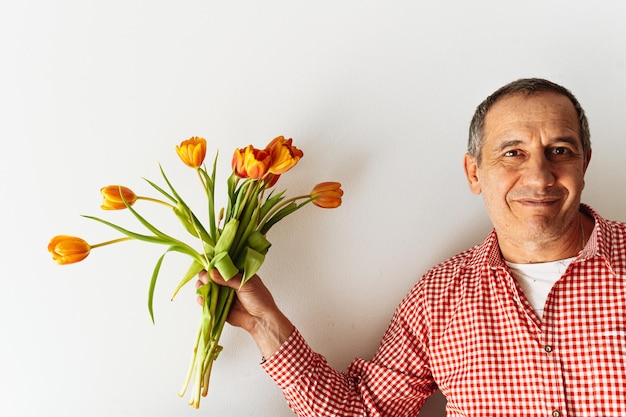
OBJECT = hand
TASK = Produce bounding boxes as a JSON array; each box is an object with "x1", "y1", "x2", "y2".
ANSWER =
[{"x1": 196, "y1": 270, "x2": 294, "y2": 359}]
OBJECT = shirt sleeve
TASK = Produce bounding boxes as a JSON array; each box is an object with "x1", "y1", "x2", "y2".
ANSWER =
[{"x1": 261, "y1": 304, "x2": 437, "y2": 417}]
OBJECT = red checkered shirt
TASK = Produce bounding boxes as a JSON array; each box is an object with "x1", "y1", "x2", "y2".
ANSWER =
[{"x1": 262, "y1": 205, "x2": 626, "y2": 417}]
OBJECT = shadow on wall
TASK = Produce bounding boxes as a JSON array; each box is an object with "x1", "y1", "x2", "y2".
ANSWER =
[{"x1": 419, "y1": 390, "x2": 446, "y2": 416}]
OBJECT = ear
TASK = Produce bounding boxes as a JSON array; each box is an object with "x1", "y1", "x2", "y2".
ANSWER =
[{"x1": 463, "y1": 153, "x2": 482, "y2": 195}]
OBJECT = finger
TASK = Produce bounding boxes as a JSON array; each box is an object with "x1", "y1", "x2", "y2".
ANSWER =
[
  {"x1": 209, "y1": 268, "x2": 243, "y2": 288},
  {"x1": 195, "y1": 278, "x2": 204, "y2": 289},
  {"x1": 198, "y1": 269, "x2": 209, "y2": 285}
]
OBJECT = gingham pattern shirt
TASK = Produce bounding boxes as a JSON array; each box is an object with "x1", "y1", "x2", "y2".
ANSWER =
[{"x1": 262, "y1": 205, "x2": 626, "y2": 417}]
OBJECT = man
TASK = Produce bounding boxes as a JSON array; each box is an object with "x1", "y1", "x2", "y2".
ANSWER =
[{"x1": 199, "y1": 78, "x2": 626, "y2": 416}]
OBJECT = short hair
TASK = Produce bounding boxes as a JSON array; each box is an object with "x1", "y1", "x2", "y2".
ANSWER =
[{"x1": 467, "y1": 78, "x2": 591, "y2": 166}]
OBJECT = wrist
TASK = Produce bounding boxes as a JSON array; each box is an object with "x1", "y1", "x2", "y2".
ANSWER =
[{"x1": 250, "y1": 310, "x2": 294, "y2": 360}]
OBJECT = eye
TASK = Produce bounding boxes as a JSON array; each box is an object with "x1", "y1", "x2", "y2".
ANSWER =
[
  {"x1": 548, "y1": 147, "x2": 572, "y2": 157},
  {"x1": 503, "y1": 149, "x2": 521, "y2": 157}
]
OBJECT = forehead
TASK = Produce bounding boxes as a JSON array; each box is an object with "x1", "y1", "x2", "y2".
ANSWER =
[{"x1": 483, "y1": 92, "x2": 581, "y2": 146}]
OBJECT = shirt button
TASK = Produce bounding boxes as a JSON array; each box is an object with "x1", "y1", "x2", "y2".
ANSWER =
[
  {"x1": 544, "y1": 345, "x2": 553, "y2": 353},
  {"x1": 551, "y1": 410, "x2": 562, "y2": 417}
]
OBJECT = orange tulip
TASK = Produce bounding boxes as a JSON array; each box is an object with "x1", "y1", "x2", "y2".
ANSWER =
[
  {"x1": 176, "y1": 136, "x2": 207, "y2": 168},
  {"x1": 265, "y1": 136, "x2": 303, "y2": 175},
  {"x1": 231, "y1": 145, "x2": 271, "y2": 179},
  {"x1": 100, "y1": 185, "x2": 138, "y2": 210},
  {"x1": 311, "y1": 182, "x2": 343, "y2": 208},
  {"x1": 48, "y1": 235, "x2": 91, "y2": 265}
]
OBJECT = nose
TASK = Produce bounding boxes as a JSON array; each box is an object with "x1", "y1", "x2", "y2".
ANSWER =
[{"x1": 522, "y1": 154, "x2": 556, "y2": 188}]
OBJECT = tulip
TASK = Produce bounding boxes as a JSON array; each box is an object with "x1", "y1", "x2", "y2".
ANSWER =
[
  {"x1": 231, "y1": 145, "x2": 271, "y2": 179},
  {"x1": 311, "y1": 182, "x2": 343, "y2": 208},
  {"x1": 265, "y1": 136, "x2": 303, "y2": 175},
  {"x1": 100, "y1": 185, "x2": 138, "y2": 210},
  {"x1": 48, "y1": 235, "x2": 91, "y2": 265},
  {"x1": 176, "y1": 136, "x2": 207, "y2": 168},
  {"x1": 49, "y1": 235, "x2": 134, "y2": 265}
]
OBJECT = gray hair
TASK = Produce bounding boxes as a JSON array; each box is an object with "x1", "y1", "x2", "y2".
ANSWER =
[{"x1": 467, "y1": 78, "x2": 591, "y2": 166}]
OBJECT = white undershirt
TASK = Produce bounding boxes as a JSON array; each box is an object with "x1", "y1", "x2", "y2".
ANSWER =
[{"x1": 505, "y1": 257, "x2": 575, "y2": 318}]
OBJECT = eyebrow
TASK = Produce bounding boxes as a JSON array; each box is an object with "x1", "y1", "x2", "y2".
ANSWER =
[
  {"x1": 493, "y1": 139, "x2": 523, "y2": 154},
  {"x1": 493, "y1": 136, "x2": 581, "y2": 154}
]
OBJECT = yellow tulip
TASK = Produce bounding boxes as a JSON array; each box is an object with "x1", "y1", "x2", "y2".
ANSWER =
[
  {"x1": 265, "y1": 136, "x2": 303, "y2": 175},
  {"x1": 48, "y1": 235, "x2": 91, "y2": 265},
  {"x1": 100, "y1": 185, "x2": 138, "y2": 210},
  {"x1": 311, "y1": 182, "x2": 343, "y2": 208},
  {"x1": 176, "y1": 136, "x2": 207, "y2": 168}
]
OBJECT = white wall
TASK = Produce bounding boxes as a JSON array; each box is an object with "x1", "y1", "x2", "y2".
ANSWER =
[{"x1": 2, "y1": 1, "x2": 626, "y2": 416}]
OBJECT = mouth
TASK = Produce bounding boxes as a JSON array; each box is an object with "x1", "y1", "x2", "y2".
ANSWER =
[{"x1": 512, "y1": 196, "x2": 562, "y2": 208}]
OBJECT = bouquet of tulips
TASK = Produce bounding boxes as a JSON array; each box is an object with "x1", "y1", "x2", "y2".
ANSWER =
[{"x1": 48, "y1": 135, "x2": 343, "y2": 408}]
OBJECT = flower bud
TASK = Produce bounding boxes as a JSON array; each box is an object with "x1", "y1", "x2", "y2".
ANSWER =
[
  {"x1": 48, "y1": 235, "x2": 91, "y2": 265},
  {"x1": 311, "y1": 182, "x2": 343, "y2": 208},
  {"x1": 100, "y1": 185, "x2": 138, "y2": 210}
]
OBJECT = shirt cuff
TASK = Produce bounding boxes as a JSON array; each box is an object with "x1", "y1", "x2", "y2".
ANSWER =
[{"x1": 260, "y1": 327, "x2": 315, "y2": 389}]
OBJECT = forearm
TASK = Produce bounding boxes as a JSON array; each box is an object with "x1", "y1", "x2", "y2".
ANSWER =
[
  {"x1": 262, "y1": 325, "x2": 434, "y2": 417},
  {"x1": 249, "y1": 308, "x2": 295, "y2": 360},
  {"x1": 261, "y1": 329, "x2": 370, "y2": 417}
]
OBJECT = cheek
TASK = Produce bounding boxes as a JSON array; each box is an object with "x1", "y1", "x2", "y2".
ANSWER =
[
  {"x1": 479, "y1": 175, "x2": 511, "y2": 202},
  {"x1": 560, "y1": 170, "x2": 586, "y2": 198},
  {"x1": 479, "y1": 183, "x2": 508, "y2": 218}
]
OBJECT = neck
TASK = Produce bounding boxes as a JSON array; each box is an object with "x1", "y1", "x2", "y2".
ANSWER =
[{"x1": 500, "y1": 212, "x2": 592, "y2": 264}]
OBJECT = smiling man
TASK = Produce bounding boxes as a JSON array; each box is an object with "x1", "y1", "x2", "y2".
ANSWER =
[{"x1": 200, "y1": 78, "x2": 626, "y2": 416}]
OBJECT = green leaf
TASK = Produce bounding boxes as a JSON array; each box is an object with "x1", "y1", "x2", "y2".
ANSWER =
[
  {"x1": 213, "y1": 252, "x2": 239, "y2": 281},
  {"x1": 198, "y1": 165, "x2": 214, "y2": 193},
  {"x1": 82, "y1": 215, "x2": 165, "y2": 244},
  {"x1": 214, "y1": 218, "x2": 239, "y2": 254},
  {"x1": 231, "y1": 205, "x2": 261, "y2": 259},
  {"x1": 259, "y1": 190, "x2": 286, "y2": 220},
  {"x1": 203, "y1": 240, "x2": 215, "y2": 258},
  {"x1": 170, "y1": 259, "x2": 205, "y2": 301},
  {"x1": 246, "y1": 230, "x2": 271, "y2": 255},
  {"x1": 241, "y1": 247, "x2": 265, "y2": 285},
  {"x1": 148, "y1": 245, "x2": 214, "y2": 323},
  {"x1": 164, "y1": 244, "x2": 207, "y2": 266},
  {"x1": 230, "y1": 179, "x2": 256, "y2": 222},
  {"x1": 143, "y1": 177, "x2": 177, "y2": 204},
  {"x1": 199, "y1": 152, "x2": 219, "y2": 240},
  {"x1": 158, "y1": 163, "x2": 186, "y2": 203},
  {"x1": 258, "y1": 201, "x2": 299, "y2": 235},
  {"x1": 148, "y1": 253, "x2": 166, "y2": 324},
  {"x1": 173, "y1": 203, "x2": 213, "y2": 245},
  {"x1": 119, "y1": 191, "x2": 205, "y2": 261},
  {"x1": 225, "y1": 172, "x2": 239, "y2": 220}
]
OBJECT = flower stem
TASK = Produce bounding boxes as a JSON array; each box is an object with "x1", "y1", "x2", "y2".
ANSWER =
[
  {"x1": 90, "y1": 236, "x2": 134, "y2": 249},
  {"x1": 178, "y1": 283, "x2": 236, "y2": 409},
  {"x1": 136, "y1": 196, "x2": 176, "y2": 209},
  {"x1": 236, "y1": 180, "x2": 260, "y2": 220}
]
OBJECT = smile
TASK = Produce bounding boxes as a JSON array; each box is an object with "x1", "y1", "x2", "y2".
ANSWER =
[{"x1": 513, "y1": 197, "x2": 561, "y2": 207}]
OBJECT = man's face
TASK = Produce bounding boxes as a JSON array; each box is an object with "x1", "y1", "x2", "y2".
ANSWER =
[{"x1": 464, "y1": 92, "x2": 591, "y2": 250}]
